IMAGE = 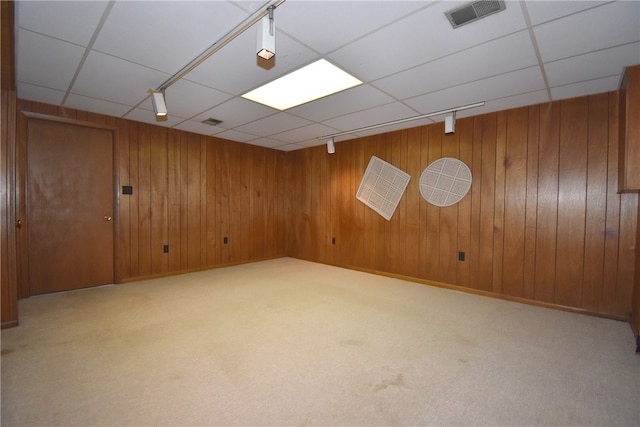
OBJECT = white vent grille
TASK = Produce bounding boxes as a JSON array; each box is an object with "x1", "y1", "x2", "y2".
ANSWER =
[
  {"x1": 419, "y1": 157, "x2": 472, "y2": 207},
  {"x1": 202, "y1": 118, "x2": 223, "y2": 126},
  {"x1": 445, "y1": 0, "x2": 506, "y2": 28},
  {"x1": 356, "y1": 156, "x2": 411, "y2": 221}
]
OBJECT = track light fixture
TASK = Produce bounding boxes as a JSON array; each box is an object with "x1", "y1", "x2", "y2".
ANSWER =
[
  {"x1": 141, "y1": 1, "x2": 284, "y2": 122},
  {"x1": 317, "y1": 102, "x2": 484, "y2": 142},
  {"x1": 327, "y1": 137, "x2": 335, "y2": 154},
  {"x1": 151, "y1": 90, "x2": 167, "y2": 121},
  {"x1": 257, "y1": 6, "x2": 276, "y2": 60},
  {"x1": 445, "y1": 111, "x2": 456, "y2": 134}
]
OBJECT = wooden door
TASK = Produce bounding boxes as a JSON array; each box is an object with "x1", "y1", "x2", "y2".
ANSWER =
[{"x1": 26, "y1": 119, "x2": 114, "y2": 295}]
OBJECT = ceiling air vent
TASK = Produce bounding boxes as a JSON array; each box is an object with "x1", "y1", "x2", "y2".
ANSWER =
[
  {"x1": 445, "y1": 0, "x2": 506, "y2": 29},
  {"x1": 202, "y1": 118, "x2": 223, "y2": 126}
]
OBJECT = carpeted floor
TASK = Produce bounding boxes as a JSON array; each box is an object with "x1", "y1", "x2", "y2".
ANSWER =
[{"x1": 2, "y1": 257, "x2": 639, "y2": 426}]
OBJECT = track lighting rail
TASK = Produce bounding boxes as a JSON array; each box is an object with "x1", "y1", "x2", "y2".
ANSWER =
[
  {"x1": 156, "y1": 0, "x2": 285, "y2": 93},
  {"x1": 317, "y1": 101, "x2": 485, "y2": 141}
]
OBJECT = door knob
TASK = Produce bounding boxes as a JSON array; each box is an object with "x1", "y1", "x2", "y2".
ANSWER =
[
  {"x1": 104, "y1": 215, "x2": 112, "y2": 221},
  {"x1": 15, "y1": 219, "x2": 22, "y2": 228}
]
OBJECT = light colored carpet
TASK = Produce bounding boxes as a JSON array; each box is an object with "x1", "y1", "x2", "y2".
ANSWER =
[{"x1": 2, "y1": 257, "x2": 639, "y2": 426}]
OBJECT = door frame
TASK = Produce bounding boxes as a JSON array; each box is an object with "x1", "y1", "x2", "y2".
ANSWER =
[{"x1": 16, "y1": 111, "x2": 119, "y2": 298}]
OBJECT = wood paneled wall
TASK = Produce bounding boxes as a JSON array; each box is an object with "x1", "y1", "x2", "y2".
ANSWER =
[
  {"x1": 15, "y1": 100, "x2": 288, "y2": 287},
  {"x1": 1, "y1": 0, "x2": 18, "y2": 327},
  {"x1": 287, "y1": 93, "x2": 638, "y2": 320},
  {"x1": 115, "y1": 119, "x2": 288, "y2": 281},
  {"x1": 7, "y1": 93, "x2": 638, "y2": 322},
  {"x1": 1, "y1": 87, "x2": 17, "y2": 327},
  {"x1": 1, "y1": 0, "x2": 636, "y2": 328}
]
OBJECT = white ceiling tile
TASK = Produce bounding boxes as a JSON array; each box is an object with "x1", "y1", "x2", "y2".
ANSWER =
[
  {"x1": 245, "y1": 137, "x2": 286, "y2": 149},
  {"x1": 277, "y1": 1, "x2": 430, "y2": 54},
  {"x1": 65, "y1": 94, "x2": 132, "y2": 118},
  {"x1": 16, "y1": 0, "x2": 109, "y2": 46},
  {"x1": 192, "y1": 97, "x2": 277, "y2": 129},
  {"x1": 270, "y1": 123, "x2": 339, "y2": 143},
  {"x1": 163, "y1": 80, "x2": 233, "y2": 120},
  {"x1": 288, "y1": 84, "x2": 395, "y2": 122},
  {"x1": 405, "y1": 67, "x2": 547, "y2": 113},
  {"x1": 14, "y1": 0, "x2": 638, "y2": 151},
  {"x1": 545, "y1": 42, "x2": 640, "y2": 87},
  {"x1": 477, "y1": 90, "x2": 550, "y2": 116},
  {"x1": 228, "y1": 1, "x2": 264, "y2": 14},
  {"x1": 329, "y1": 0, "x2": 527, "y2": 81},
  {"x1": 172, "y1": 120, "x2": 221, "y2": 137},
  {"x1": 215, "y1": 128, "x2": 264, "y2": 143},
  {"x1": 534, "y1": 1, "x2": 640, "y2": 62},
  {"x1": 550, "y1": 75, "x2": 621, "y2": 101},
  {"x1": 323, "y1": 102, "x2": 418, "y2": 133},
  {"x1": 17, "y1": 83, "x2": 65, "y2": 106},
  {"x1": 524, "y1": 1, "x2": 609, "y2": 25},
  {"x1": 16, "y1": 30, "x2": 85, "y2": 91},
  {"x1": 72, "y1": 51, "x2": 170, "y2": 106},
  {"x1": 93, "y1": 1, "x2": 248, "y2": 74},
  {"x1": 124, "y1": 107, "x2": 185, "y2": 128},
  {"x1": 185, "y1": 29, "x2": 318, "y2": 95},
  {"x1": 273, "y1": 143, "x2": 307, "y2": 151},
  {"x1": 373, "y1": 30, "x2": 538, "y2": 100},
  {"x1": 353, "y1": 117, "x2": 435, "y2": 138},
  {"x1": 235, "y1": 112, "x2": 312, "y2": 137}
]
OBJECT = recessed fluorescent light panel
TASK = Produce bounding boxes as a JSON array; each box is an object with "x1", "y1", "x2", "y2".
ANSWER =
[{"x1": 241, "y1": 59, "x2": 362, "y2": 110}]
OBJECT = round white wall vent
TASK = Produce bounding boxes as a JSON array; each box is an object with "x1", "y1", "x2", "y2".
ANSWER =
[{"x1": 419, "y1": 157, "x2": 472, "y2": 207}]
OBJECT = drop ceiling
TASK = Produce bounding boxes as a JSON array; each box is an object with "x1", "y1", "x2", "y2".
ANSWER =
[{"x1": 14, "y1": 0, "x2": 640, "y2": 151}]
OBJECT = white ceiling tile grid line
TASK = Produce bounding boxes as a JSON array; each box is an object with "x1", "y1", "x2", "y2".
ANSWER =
[{"x1": 14, "y1": 0, "x2": 640, "y2": 151}]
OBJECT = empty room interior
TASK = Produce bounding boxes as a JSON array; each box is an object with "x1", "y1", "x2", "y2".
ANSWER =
[{"x1": 1, "y1": 0, "x2": 640, "y2": 425}]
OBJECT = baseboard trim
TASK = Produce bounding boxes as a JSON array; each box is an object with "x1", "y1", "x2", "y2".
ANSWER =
[
  {"x1": 363, "y1": 266, "x2": 629, "y2": 322},
  {"x1": 290, "y1": 257, "x2": 630, "y2": 323},
  {"x1": 117, "y1": 255, "x2": 287, "y2": 284},
  {"x1": 2, "y1": 320, "x2": 19, "y2": 329}
]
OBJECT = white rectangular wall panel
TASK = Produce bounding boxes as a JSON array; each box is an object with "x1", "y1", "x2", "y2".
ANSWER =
[{"x1": 356, "y1": 156, "x2": 411, "y2": 221}]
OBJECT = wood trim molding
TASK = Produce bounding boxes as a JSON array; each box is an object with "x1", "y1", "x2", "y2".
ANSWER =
[
  {"x1": 1, "y1": 320, "x2": 19, "y2": 329},
  {"x1": 17, "y1": 111, "x2": 119, "y2": 298},
  {"x1": 1, "y1": 319, "x2": 18, "y2": 329},
  {"x1": 1, "y1": 90, "x2": 18, "y2": 327},
  {"x1": 1, "y1": 0, "x2": 18, "y2": 328},
  {"x1": 21, "y1": 111, "x2": 117, "y2": 131},
  {"x1": 1, "y1": 1, "x2": 15, "y2": 91},
  {"x1": 117, "y1": 255, "x2": 287, "y2": 284},
  {"x1": 618, "y1": 65, "x2": 640, "y2": 192},
  {"x1": 314, "y1": 259, "x2": 630, "y2": 323}
]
